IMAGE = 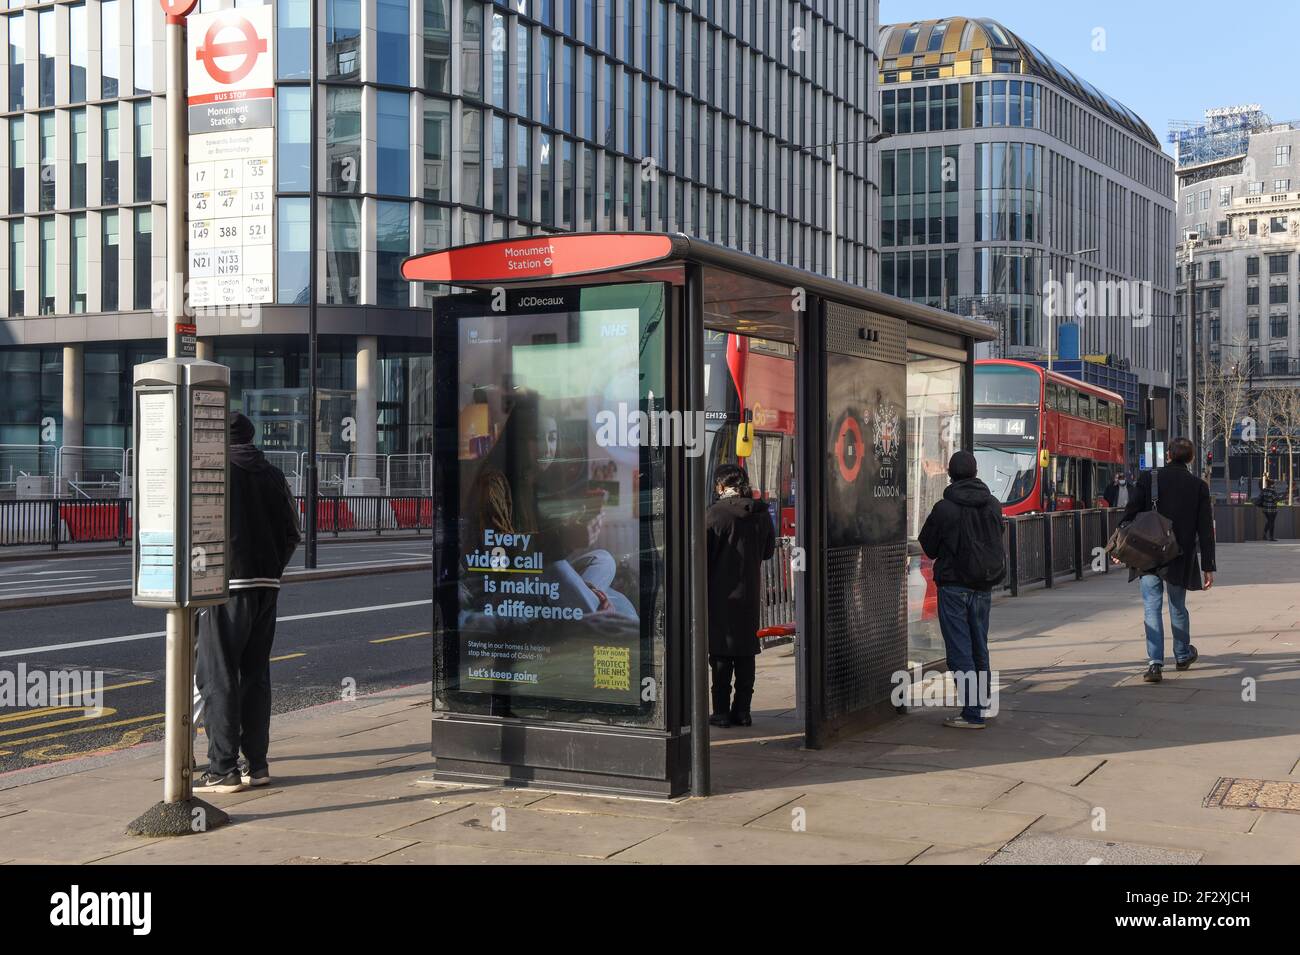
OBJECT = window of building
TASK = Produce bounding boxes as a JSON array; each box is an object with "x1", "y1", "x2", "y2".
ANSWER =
[
  {"x1": 377, "y1": 91, "x2": 410, "y2": 195},
  {"x1": 461, "y1": 106, "x2": 483, "y2": 206},
  {"x1": 423, "y1": 98, "x2": 450, "y2": 202},
  {"x1": 9, "y1": 220, "x2": 23, "y2": 315},
  {"x1": 1269, "y1": 284, "x2": 1289, "y2": 305},
  {"x1": 1247, "y1": 181, "x2": 1263, "y2": 195},
  {"x1": 424, "y1": 0, "x2": 451, "y2": 93},
  {"x1": 69, "y1": 4, "x2": 88, "y2": 103},
  {"x1": 1276, "y1": 145, "x2": 1292, "y2": 166},
  {"x1": 1270, "y1": 315, "x2": 1288, "y2": 338},
  {"x1": 133, "y1": 0, "x2": 152, "y2": 93},
  {"x1": 9, "y1": 117, "x2": 24, "y2": 215},
  {"x1": 515, "y1": 22, "x2": 530, "y2": 119},
  {"x1": 277, "y1": 0, "x2": 311, "y2": 80},
  {"x1": 1219, "y1": 185, "x2": 1232, "y2": 207},
  {"x1": 133, "y1": 208, "x2": 152, "y2": 309},
  {"x1": 490, "y1": 114, "x2": 507, "y2": 215},
  {"x1": 101, "y1": 1, "x2": 121, "y2": 97},
  {"x1": 1247, "y1": 256, "x2": 1260, "y2": 276},
  {"x1": 277, "y1": 87, "x2": 310, "y2": 192},
  {"x1": 326, "y1": 0, "x2": 361, "y2": 78},
  {"x1": 1249, "y1": 218, "x2": 1258, "y2": 235},
  {"x1": 102, "y1": 105, "x2": 119, "y2": 205},
  {"x1": 375, "y1": 200, "x2": 409, "y2": 306},
  {"x1": 102, "y1": 211, "x2": 120, "y2": 312},
  {"x1": 276, "y1": 197, "x2": 309, "y2": 304},
  {"x1": 1199, "y1": 188, "x2": 1209, "y2": 211},
  {"x1": 70, "y1": 109, "x2": 88, "y2": 209},
  {"x1": 38, "y1": 112, "x2": 55, "y2": 211},
  {"x1": 461, "y1": 0, "x2": 482, "y2": 98},
  {"x1": 1273, "y1": 179, "x2": 1291, "y2": 193},
  {"x1": 325, "y1": 86, "x2": 361, "y2": 192},
  {"x1": 377, "y1": 0, "x2": 410, "y2": 85},
  {"x1": 1208, "y1": 287, "x2": 1222, "y2": 308},
  {"x1": 1269, "y1": 253, "x2": 1289, "y2": 274},
  {"x1": 326, "y1": 198, "x2": 360, "y2": 304},
  {"x1": 1208, "y1": 259, "x2": 1221, "y2": 279},
  {"x1": 8, "y1": 13, "x2": 24, "y2": 111},
  {"x1": 134, "y1": 102, "x2": 152, "y2": 202},
  {"x1": 1247, "y1": 285, "x2": 1260, "y2": 305},
  {"x1": 38, "y1": 217, "x2": 55, "y2": 314},
  {"x1": 1248, "y1": 316, "x2": 1260, "y2": 339},
  {"x1": 38, "y1": 8, "x2": 55, "y2": 107},
  {"x1": 70, "y1": 214, "x2": 87, "y2": 313}
]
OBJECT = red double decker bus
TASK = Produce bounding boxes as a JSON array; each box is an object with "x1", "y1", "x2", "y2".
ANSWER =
[{"x1": 973, "y1": 359, "x2": 1126, "y2": 515}]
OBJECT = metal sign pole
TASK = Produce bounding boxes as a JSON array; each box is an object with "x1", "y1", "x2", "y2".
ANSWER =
[{"x1": 127, "y1": 0, "x2": 231, "y2": 838}]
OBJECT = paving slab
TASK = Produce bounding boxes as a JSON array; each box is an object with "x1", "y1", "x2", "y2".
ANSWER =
[
  {"x1": 615, "y1": 820, "x2": 926, "y2": 864},
  {"x1": 747, "y1": 790, "x2": 1039, "y2": 849},
  {"x1": 385, "y1": 803, "x2": 673, "y2": 859}
]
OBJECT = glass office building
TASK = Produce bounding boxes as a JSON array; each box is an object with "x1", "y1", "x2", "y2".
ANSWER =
[{"x1": 0, "y1": 0, "x2": 878, "y2": 467}]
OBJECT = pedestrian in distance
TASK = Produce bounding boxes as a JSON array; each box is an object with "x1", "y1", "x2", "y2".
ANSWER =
[
  {"x1": 1117, "y1": 437, "x2": 1216, "y2": 684},
  {"x1": 1257, "y1": 476, "x2": 1280, "y2": 541},
  {"x1": 705, "y1": 463, "x2": 776, "y2": 728},
  {"x1": 918, "y1": 450, "x2": 1006, "y2": 729},
  {"x1": 195, "y1": 412, "x2": 302, "y2": 793},
  {"x1": 1103, "y1": 473, "x2": 1129, "y2": 508}
]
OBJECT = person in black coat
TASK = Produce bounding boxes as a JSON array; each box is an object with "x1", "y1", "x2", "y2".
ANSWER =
[
  {"x1": 1257, "y1": 477, "x2": 1280, "y2": 541},
  {"x1": 195, "y1": 412, "x2": 302, "y2": 793},
  {"x1": 1118, "y1": 437, "x2": 1216, "y2": 683},
  {"x1": 706, "y1": 464, "x2": 776, "y2": 728}
]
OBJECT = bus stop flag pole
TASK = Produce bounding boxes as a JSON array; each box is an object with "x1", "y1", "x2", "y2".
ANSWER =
[{"x1": 127, "y1": 0, "x2": 230, "y2": 837}]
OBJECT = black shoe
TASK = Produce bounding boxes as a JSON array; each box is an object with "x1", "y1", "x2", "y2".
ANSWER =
[
  {"x1": 238, "y1": 759, "x2": 272, "y2": 787},
  {"x1": 708, "y1": 713, "x2": 732, "y2": 728},
  {"x1": 1176, "y1": 647, "x2": 1199, "y2": 671},
  {"x1": 729, "y1": 710, "x2": 753, "y2": 727},
  {"x1": 1143, "y1": 664, "x2": 1163, "y2": 683},
  {"x1": 194, "y1": 770, "x2": 245, "y2": 794}
]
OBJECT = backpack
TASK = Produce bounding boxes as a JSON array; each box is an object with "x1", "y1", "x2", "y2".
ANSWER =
[
  {"x1": 954, "y1": 501, "x2": 1006, "y2": 588},
  {"x1": 1106, "y1": 469, "x2": 1182, "y2": 572}
]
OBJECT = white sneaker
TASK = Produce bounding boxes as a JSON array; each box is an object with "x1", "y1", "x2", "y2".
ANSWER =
[{"x1": 943, "y1": 717, "x2": 987, "y2": 730}]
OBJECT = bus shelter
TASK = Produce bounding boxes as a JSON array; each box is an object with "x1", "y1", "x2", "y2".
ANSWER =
[{"x1": 402, "y1": 233, "x2": 996, "y2": 798}]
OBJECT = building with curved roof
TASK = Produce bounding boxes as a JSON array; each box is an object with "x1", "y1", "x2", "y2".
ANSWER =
[
  {"x1": 877, "y1": 16, "x2": 1176, "y2": 469},
  {"x1": 879, "y1": 17, "x2": 1157, "y2": 146}
]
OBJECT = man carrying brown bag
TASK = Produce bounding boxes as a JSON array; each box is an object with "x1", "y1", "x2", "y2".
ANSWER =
[{"x1": 1113, "y1": 437, "x2": 1216, "y2": 683}]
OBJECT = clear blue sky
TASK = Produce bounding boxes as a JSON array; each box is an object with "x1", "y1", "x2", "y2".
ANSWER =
[{"x1": 879, "y1": 1, "x2": 1300, "y2": 156}]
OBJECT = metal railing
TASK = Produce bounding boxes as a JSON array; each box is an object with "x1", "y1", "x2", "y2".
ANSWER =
[
  {"x1": 1, "y1": 495, "x2": 433, "y2": 549},
  {"x1": 758, "y1": 538, "x2": 797, "y2": 646},
  {"x1": 1001, "y1": 506, "x2": 1125, "y2": 596}
]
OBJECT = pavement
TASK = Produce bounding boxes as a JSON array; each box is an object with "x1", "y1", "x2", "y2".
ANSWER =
[
  {"x1": 0, "y1": 537, "x2": 431, "y2": 608},
  {"x1": 1, "y1": 540, "x2": 1298, "y2": 865}
]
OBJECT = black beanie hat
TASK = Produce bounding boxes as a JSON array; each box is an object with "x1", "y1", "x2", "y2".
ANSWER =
[
  {"x1": 229, "y1": 412, "x2": 255, "y2": 445},
  {"x1": 948, "y1": 449, "x2": 977, "y2": 480}
]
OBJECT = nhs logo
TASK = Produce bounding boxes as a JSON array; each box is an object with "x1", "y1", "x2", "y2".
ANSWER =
[{"x1": 600, "y1": 323, "x2": 630, "y2": 338}]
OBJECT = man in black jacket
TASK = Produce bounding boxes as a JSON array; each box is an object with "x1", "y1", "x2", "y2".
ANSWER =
[
  {"x1": 1257, "y1": 477, "x2": 1280, "y2": 541},
  {"x1": 195, "y1": 412, "x2": 302, "y2": 792},
  {"x1": 706, "y1": 464, "x2": 776, "y2": 728},
  {"x1": 1119, "y1": 437, "x2": 1216, "y2": 683},
  {"x1": 918, "y1": 451, "x2": 1005, "y2": 729}
]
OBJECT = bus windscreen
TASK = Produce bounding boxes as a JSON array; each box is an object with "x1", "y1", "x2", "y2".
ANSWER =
[{"x1": 975, "y1": 444, "x2": 1037, "y2": 506}]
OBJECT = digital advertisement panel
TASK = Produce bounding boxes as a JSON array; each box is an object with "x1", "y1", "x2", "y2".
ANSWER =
[{"x1": 449, "y1": 285, "x2": 667, "y2": 710}]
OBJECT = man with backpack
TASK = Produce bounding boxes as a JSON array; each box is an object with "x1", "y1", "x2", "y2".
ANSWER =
[
  {"x1": 1116, "y1": 437, "x2": 1216, "y2": 683},
  {"x1": 919, "y1": 450, "x2": 1006, "y2": 729}
]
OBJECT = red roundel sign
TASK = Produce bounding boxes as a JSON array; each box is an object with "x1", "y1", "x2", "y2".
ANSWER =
[
  {"x1": 195, "y1": 15, "x2": 269, "y2": 86},
  {"x1": 835, "y1": 415, "x2": 864, "y2": 484}
]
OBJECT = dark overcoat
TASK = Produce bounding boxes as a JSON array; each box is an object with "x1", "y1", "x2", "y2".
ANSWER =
[
  {"x1": 706, "y1": 495, "x2": 777, "y2": 656},
  {"x1": 1120, "y1": 462, "x2": 1216, "y2": 590}
]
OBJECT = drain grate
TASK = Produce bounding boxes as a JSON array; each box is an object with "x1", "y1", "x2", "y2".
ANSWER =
[{"x1": 1204, "y1": 777, "x2": 1300, "y2": 813}]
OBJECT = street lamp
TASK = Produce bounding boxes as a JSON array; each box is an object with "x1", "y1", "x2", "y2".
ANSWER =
[{"x1": 811, "y1": 131, "x2": 892, "y2": 280}]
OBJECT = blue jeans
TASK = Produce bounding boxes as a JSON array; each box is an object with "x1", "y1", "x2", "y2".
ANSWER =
[
  {"x1": 1140, "y1": 574, "x2": 1191, "y2": 667},
  {"x1": 936, "y1": 586, "x2": 993, "y2": 723}
]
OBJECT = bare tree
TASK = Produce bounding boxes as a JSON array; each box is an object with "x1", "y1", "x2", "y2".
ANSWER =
[
  {"x1": 1204, "y1": 344, "x2": 1254, "y2": 491},
  {"x1": 1255, "y1": 386, "x2": 1300, "y2": 504}
]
